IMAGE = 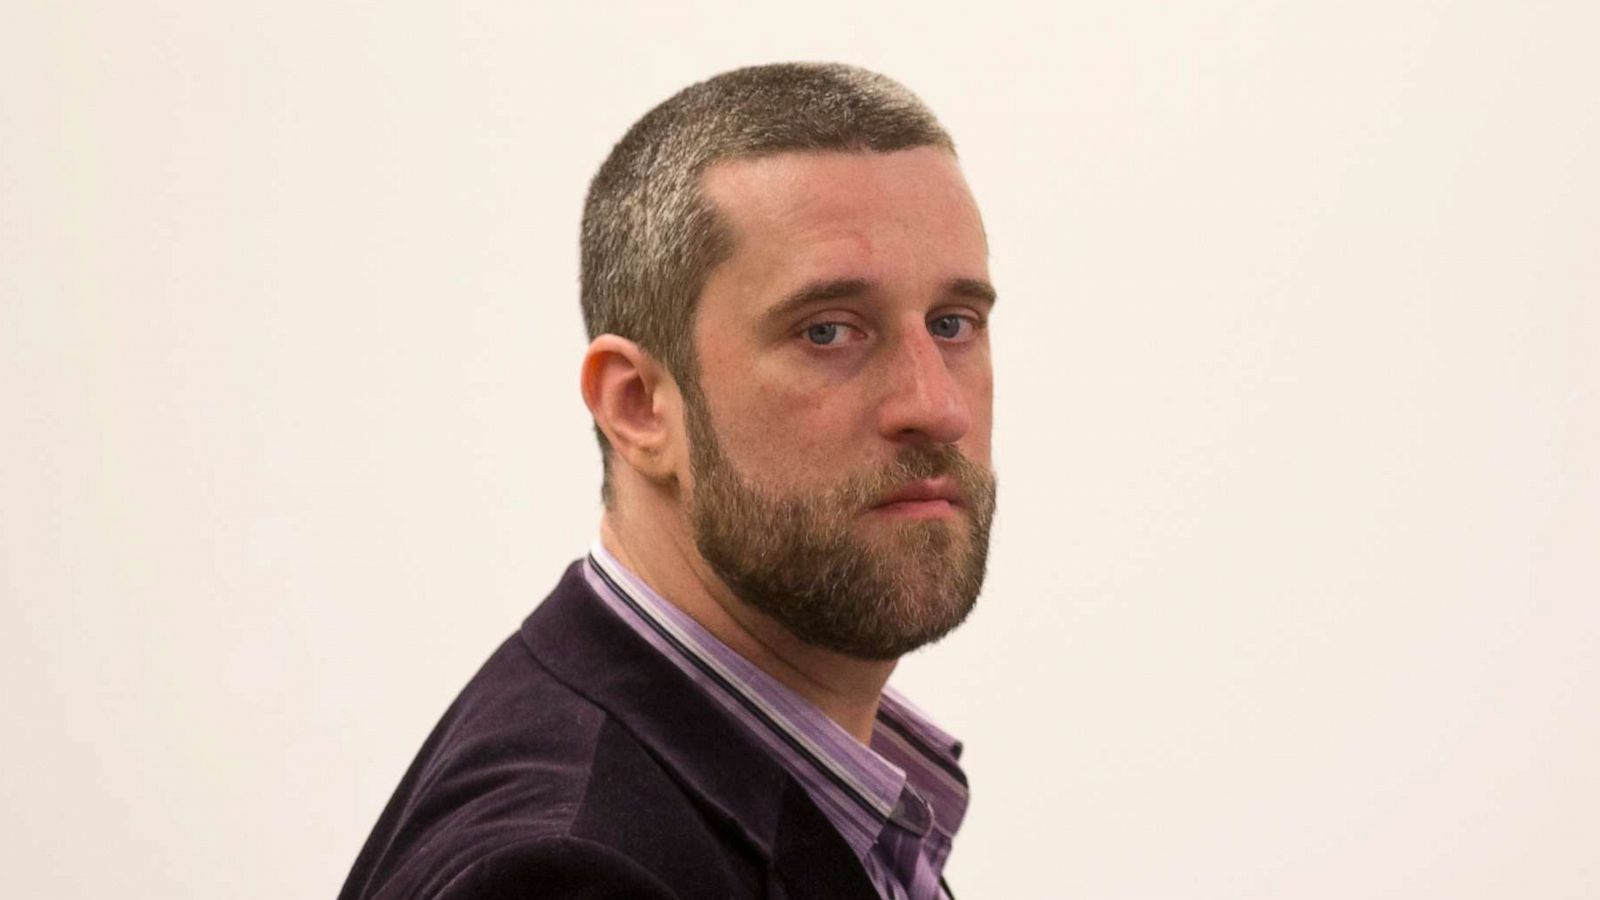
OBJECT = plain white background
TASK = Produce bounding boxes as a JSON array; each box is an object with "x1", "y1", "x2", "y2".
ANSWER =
[{"x1": 3, "y1": 2, "x2": 1596, "y2": 898}]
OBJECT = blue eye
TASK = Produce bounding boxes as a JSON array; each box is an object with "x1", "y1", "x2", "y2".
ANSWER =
[
  {"x1": 929, "y1": 315, "x2": 973, "y2": 340},
  {"x1": 805, "y1": 322, "x2": 845, "y2": 345}
]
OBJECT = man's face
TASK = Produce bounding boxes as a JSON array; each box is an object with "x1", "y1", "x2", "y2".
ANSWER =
[{"x1": 683, "y1": 147, "x2": 997, "y2": 661}]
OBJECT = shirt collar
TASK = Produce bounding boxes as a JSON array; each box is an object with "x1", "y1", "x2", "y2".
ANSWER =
[{"x1": 584, "y1": 541, "x2": 969, "y2": 856}]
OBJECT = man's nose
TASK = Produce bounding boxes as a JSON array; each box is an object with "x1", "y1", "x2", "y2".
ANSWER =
[{"x1": 875, "y1": 329, "x2": 971, "y2": 446}]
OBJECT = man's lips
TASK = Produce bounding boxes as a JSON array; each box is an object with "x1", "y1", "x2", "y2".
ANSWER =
[{"x1": 869, "y1": 478, "x2": 963, "y2": 517}]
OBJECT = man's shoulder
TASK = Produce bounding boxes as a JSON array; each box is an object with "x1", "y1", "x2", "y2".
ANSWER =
[
  {"x1": 428, "y1": 834, "x2": 679, "y2": 899},
  {"x1": 336, "y1": 630, "x2": 600, "y2": 897},
  {"x1": 339, "y1": 571, "x2": 768, "y2": 899},
  {"x1": 369, "y1": 701, "x2": 740, "y2": 898}
]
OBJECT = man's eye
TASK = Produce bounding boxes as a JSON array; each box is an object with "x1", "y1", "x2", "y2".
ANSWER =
[
  {"x1": 804, "y1": 322, "x2": 850, "y2": 346},
  {"x1": 929, "y1": 314, "x2": 976, "y2": 341}
]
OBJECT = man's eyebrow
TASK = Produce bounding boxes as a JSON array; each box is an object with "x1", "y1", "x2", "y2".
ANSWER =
[
  {"x1": 761, "y1": 276, "x2": 998, "y2": 325},
  {"x1": 762, "y1": 278, "x2": 875, "y2": 324},
  {"x1": 948, "y1": 277, "x2": 998, "y2": 306}
]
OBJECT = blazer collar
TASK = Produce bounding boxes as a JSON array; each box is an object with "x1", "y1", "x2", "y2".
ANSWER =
[{"x1": 519, "y1": 561, "x2": 879, "y2": 898}]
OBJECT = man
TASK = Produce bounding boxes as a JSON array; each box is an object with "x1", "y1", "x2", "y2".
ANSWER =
[{"x1": 340, "y1": 62, "x2": 998, "y2": 900}]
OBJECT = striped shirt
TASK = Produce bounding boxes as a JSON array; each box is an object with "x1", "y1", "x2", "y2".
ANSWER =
[{"x1": 585, "y1": 543, "x2": 970, "y2": 900}]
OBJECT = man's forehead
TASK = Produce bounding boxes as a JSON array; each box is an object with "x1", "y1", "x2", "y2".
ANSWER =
[
  {"x1": 691, "y1": 148, "x2": 993, "y2": 340},
  {"x1": 699, "y1": 148, "x2": 987, "y2": 285},
  {"x1": 699, "y1": 147, "x2": 978, "y2": 230}
]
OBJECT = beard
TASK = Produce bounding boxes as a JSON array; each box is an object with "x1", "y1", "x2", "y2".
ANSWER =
[{"x1": 683, "y1": 395, "x2": 997, "y2": 661}]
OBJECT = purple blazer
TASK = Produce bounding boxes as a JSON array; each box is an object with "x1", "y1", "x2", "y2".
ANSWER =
[{"x1": 338, "y1": 561, "x2": 883, "y2": 899}]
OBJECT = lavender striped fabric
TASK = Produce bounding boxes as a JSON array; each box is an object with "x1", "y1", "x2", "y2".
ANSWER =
[{"x1": 585, "y1": 543, "x2": 969, "y2": 900}]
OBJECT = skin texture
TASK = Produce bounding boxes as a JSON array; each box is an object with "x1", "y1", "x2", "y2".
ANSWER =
[{"x1": 580, "y1": 147, "x2": 994, "y2": 742}]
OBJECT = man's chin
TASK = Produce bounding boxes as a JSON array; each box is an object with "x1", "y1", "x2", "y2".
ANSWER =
[{"x1": 853, "y1": 519, "x2": 976, "y2": 582}]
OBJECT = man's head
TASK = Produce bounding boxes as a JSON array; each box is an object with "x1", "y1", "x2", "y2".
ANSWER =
[{"x1": 580, "y1": 63, "x2": 996, "y2": 660}]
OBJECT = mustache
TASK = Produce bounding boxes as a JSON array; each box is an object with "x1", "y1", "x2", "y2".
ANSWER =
[{"x1": 846, "y1": 444, "x2": 995, "y2": 508}]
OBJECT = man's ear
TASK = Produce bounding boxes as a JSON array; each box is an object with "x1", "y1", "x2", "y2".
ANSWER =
[{"x1": 580, "y1": 335, "x2": 682, "y2": 484}]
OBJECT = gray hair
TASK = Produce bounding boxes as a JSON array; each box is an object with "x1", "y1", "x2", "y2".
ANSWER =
[{"x1": 580, "y1": 62, "x2": 955, "y2": 499}]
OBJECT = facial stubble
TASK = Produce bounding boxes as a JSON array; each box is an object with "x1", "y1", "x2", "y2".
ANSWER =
[{"x1": 684, "y1": 395, "x2": 997, "y2": 661}]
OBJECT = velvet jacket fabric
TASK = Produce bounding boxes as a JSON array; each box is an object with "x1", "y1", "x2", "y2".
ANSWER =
[{"x1": 338, "y1": 561, "x2": 894, "y2": 899}]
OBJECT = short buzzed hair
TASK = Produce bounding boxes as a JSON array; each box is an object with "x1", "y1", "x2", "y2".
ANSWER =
[{"x1": 580, "y1": 63, "x2": 955, "y2": 500}]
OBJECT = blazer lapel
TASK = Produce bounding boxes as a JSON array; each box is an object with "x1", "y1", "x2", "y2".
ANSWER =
[{"x1": 524, "y1": 562, "x2": 885, "y2": 900}]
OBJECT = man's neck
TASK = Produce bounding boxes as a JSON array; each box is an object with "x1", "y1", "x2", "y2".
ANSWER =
[{"x1": 599, "y1": 511, "x2": 896, "y2": 744}]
